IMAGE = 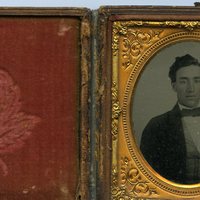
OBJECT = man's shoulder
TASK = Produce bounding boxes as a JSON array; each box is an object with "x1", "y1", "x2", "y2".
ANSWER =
[
  {"x1": 148, "y1": 107, "x2": 179, "y2": 127},
  {"x1": 150, "y1": 110, "x2": 171, "y2": 122}
]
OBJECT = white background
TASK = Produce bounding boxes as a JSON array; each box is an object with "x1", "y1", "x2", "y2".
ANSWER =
[{"x1": 0, "y1": 0, "x2": 196, "y2": 9}]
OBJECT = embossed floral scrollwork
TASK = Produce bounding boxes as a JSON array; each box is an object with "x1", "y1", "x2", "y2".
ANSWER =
[
  {"x1": 112, "y1": 20, "x2": 200, "y2": 66},
  {"x1": 111, "y1": 82, "x2": 122, "y2": 140},
  {"x1": 112, "y1": 157, "x2": 158, "y2": 199},
  {"x1": 165, "y1": 21, "x2": 200, "y2": 31},
  {"x1": 112, "y1": 21, "x2": 129, "y2": 56},
  {"x1": 115, "y1": 20, "x2": 200, "y2": 32},
  {"x1": 122, "y1": 30, "x2": 162, "y2": 69},
  {"x1": 127, "y1": 168, "x2": 140, "y2": 184}
]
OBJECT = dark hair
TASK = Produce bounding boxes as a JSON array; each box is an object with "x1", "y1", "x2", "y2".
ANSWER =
[{"x1": 168, "y1": 54, "x2": 200, "y2": 82}]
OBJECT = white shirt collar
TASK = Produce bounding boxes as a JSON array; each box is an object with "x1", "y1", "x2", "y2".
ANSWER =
[{"x1": 178, "y1": 102, "x2": 200, "y2": 110}]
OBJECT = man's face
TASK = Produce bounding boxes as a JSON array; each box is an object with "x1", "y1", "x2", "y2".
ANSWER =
[{"x1": 172, "y1": 65, "x2": 200, "y2": 108}]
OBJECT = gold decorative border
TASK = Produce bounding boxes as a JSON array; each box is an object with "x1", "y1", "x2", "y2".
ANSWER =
[
  {"x1": 112, "y1": 20, "x2": 200, "y2": 199},
  {"x1": 111, "y1": 81, "x2": 122, "y2": 140},
  {"x1": 121, "y1": 29, "x2": 163, "y2": 69},
  {"x1": 112, "y1": 20, "x2": 200, "y2": 57},
  {"x1": 123, "y1": 32, "x2": 200, "y2": 196},
  {"x1": 112, "y1": 157, "x2": 158, "y2": 199}
]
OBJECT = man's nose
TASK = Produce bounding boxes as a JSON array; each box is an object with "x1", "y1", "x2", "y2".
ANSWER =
[{"x1": 187, "y1": 81, "x2": 195, "y2": 92}]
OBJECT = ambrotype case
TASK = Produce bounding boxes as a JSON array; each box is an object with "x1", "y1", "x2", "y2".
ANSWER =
[
  {"x1": 1, "y1": 4, "x2": 200, "y2": 200},
  {"x1": 97, "y1": 5, "x2": 200, "y2": 200},
  {"x1": 0, "y1": 8, "x2": 90, "y2": 199}
]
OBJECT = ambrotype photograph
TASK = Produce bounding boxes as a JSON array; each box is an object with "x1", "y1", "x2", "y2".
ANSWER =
[{"x1": 132, "y1": 41, "x2": 200, "y2": 184}]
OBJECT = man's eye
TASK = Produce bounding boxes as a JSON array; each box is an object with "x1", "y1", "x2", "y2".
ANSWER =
[
  {"x1": 194, "y1": 79, "x2": 200, "y2": 83},
  {"x1": 179, "y1": 80, "x2": 187, "y2": 84}
]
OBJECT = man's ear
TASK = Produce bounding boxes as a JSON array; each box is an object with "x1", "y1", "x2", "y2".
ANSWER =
[{"x1": 171, "y1": 82, "x2": 177, "y2": 92}]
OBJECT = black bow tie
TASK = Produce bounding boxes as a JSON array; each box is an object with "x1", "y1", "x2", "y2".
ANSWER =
[{"x1": 181, "y1": 108, "x2": 200, "y2": 117}]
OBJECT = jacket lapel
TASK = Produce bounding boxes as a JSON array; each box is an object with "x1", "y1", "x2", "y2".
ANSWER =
[{"x1": 168, "y1": 104, "x2": 186, "y2": 178}]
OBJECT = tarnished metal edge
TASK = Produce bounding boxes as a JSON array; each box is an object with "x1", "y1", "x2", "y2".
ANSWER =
[
  {"x1": 89, "y1": 10, "x2": 99, "y2": 200},
  {"x1": 96, "y1": 9, "x2": 113, "y2": 200},
  {"x1": 0, "y1": 7, "x2": 90, "y2": 16},
  {"x1": 79, "y1": 10, "x2": 92, "y2": 200}
]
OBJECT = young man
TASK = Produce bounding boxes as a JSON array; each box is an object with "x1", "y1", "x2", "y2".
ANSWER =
[{"x1": 140, "y1": 54, "x2": 200, "y2": 184}]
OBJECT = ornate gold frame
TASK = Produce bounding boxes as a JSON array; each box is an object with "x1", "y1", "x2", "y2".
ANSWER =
[{"x1": 111, "y1": 20, "x2": 200, "y2": 199}]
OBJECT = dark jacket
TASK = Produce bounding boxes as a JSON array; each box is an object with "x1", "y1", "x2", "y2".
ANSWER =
[{"x1": 140, "y1": 104, "x2": 187, "y2": 183}]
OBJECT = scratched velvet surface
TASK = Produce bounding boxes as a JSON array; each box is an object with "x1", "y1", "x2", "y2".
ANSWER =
[{"x1": 0, "y1": 17, "x2": 80, "y2": 199}]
